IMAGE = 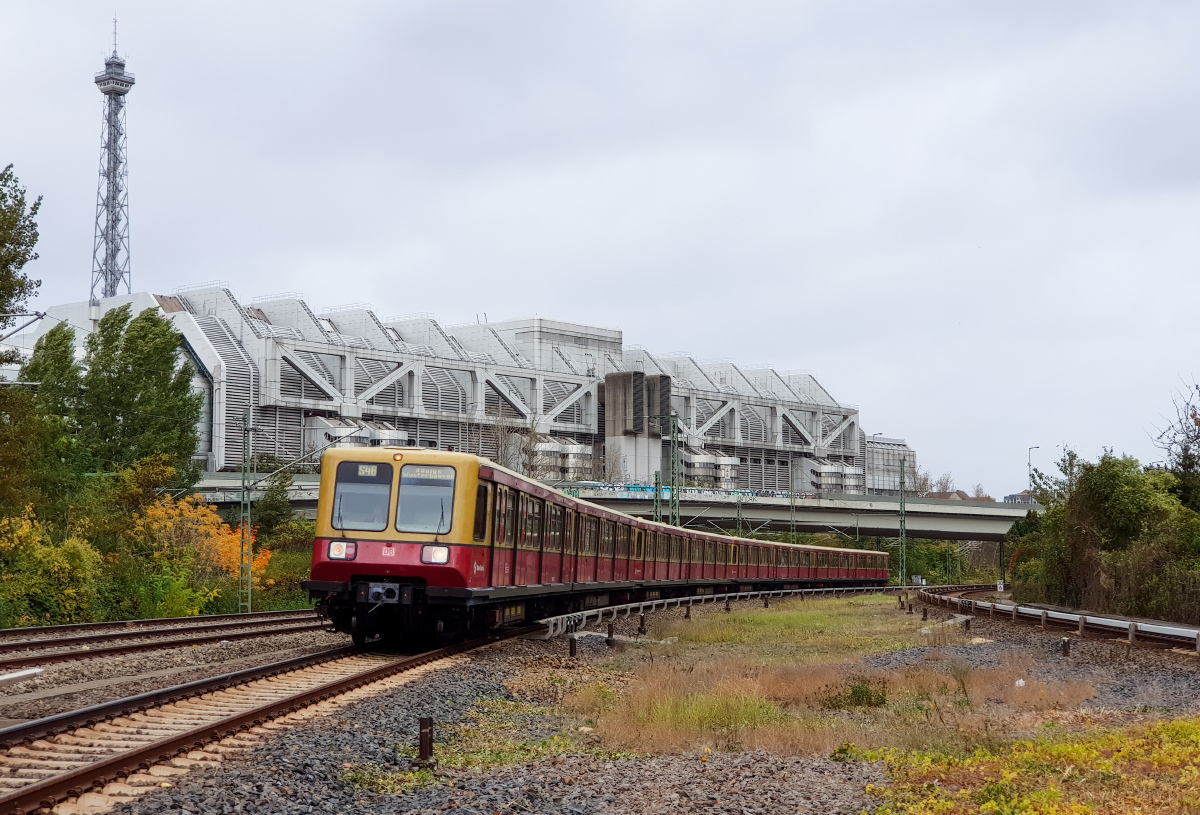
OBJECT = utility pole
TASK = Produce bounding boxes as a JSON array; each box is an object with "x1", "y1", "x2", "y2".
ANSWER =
[
  {"x1": 649, "y1": 412, "x2": 681, "y2": 527},
  {"x1": 736, "y1": 494, "x2": 743, "y2": 538},
  {"x1": 1027, "y1": 446, "x2": 1039, "y2": 494},
  {"x1": 653, "y1": 470, "x2": 662, "y2": 524},
  {"x1": 239, "y1": 409, "x2": 259, "y2": 613},
  {"x1": 899, "y1": 461, "x2": 908, "y2": 582}
]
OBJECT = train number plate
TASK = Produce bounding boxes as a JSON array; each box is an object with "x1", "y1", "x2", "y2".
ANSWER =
[{"x1": 382, "y1": 547, "x2": 396, "y2": 557}]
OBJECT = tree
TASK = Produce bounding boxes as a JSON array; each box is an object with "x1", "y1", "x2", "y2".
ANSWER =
[
  {"x1": 0, "y1": 165, "x2": 42, "y2": 368},
  {"x1": 971, "y1": 483, "x2": 993, "y2": 500},
  {"x1": 1155, "y1": 382, "x2": 1200, "y2": 513},
  {"x1": 74, "y1": 305, "x2": 203, "y2": 482},
  {"x1": 908, "y1": 465, "x2": 932, "y2": 496},
  {"x1": 932, "y1": 472, "x2": 955, "y2": 493},
  {"x1": 0, "y1": 385, "x2": 67, "y2": 517},
  {"x1": 254, "y1": 469, "x2": 296, "y2": 537},
  {"x1": 21, "y1": 322, "x2": 82, "y2": 419}
]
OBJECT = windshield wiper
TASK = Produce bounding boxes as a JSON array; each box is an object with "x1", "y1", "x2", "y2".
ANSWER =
[{"x1": 437, "y1": 498, "x2": 447, "y2": 534}]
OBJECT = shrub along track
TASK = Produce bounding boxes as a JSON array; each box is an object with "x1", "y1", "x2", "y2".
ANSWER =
[
  {"x1": 0, "y1": 628, "x2": 537, "y2": 815},
  {"x1": 0, "y1": 613, "x2": 326, "y2": 673}
]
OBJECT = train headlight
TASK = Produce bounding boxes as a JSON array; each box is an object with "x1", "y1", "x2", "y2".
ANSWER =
[
  {"x1": 328, "y1": 541, "x2": 357, "y2": 560},
  {"x1": 421, "y1": 545, "x2": 450, "y2": 564}
]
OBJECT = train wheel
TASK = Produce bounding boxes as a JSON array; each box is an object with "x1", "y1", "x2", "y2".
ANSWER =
[{"x1": 352, "y1": 631, "x2": 367, "y2": 647}]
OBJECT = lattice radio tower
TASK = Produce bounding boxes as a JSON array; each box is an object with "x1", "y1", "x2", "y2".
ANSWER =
[{"x1": 91, "y1": 18, "x2": 135, "y2": 306}]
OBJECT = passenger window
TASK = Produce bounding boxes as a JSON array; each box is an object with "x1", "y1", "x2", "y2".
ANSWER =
[
  {"x1": 564, "y1": 510, "x2": 576, "y2": 554},
  {"x1": 600, "y1": 521, "x2": 614, "y2": 556},
  {"x1": 504, "y1": 491, "x2": 517, "y2": 547},
  {"x1": 332, "y1": 461, "x2": 393, "y2": 532},
  {"x1": 472, "y1": 484, "x2": 490, "y2": 542}
]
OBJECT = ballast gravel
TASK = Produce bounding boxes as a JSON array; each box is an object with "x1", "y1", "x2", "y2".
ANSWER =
[
  {"x1": 866, "y1": 606, "x2": 1200, "y2": 713},
  {"x1": 116, "y1": 639, "x2": 882, "y2": 815},
  {"x1": 0, "y1": 628, "x2": 346, "y2": 720}
]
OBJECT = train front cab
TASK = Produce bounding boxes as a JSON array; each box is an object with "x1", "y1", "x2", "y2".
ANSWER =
[{"x1": 305, "y1": 449, "x2": 491, "y2": 643}]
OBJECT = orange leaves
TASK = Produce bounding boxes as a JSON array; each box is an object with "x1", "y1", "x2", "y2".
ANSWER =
[{"x1": 129, "y1": 494, "x2": 270, "y2": 580}]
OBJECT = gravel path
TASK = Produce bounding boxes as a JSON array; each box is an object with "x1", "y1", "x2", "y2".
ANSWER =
[{"x1": 0, "y1": 629, "x2": 346, "y2": 721}]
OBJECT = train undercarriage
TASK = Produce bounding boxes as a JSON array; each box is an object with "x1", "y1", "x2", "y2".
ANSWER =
[{"x1": 306, "y1": 576, "x2": 890, "y2": 647}]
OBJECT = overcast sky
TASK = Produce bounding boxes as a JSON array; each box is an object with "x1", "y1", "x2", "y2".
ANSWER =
[{"x1": 5, "y1": 2, "x2": 1200, "y2": 495}]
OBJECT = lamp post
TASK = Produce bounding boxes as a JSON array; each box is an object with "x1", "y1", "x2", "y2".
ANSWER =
[{"x1": 1027, "y1": 446, "x2": 1039, "y2": 494}]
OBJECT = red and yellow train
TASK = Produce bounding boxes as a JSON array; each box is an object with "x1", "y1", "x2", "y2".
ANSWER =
[{"x1": 303, "y1": 448, "x2": 889, "y2": 644}]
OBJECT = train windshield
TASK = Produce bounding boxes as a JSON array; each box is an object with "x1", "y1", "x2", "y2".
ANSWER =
[
  {"x1": 332, "y1": 461, "x2": 393, "y2": 532},
  {"x1": 396, "y1": 465, "x2": 456, "y2": 534}
]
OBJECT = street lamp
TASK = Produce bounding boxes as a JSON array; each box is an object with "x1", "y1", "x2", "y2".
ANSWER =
[{"x1": 1027, "y1": 446, "x2": 1039, "y2": 494}]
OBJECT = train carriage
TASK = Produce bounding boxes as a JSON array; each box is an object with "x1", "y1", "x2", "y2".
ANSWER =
[{"x1": 303, "y1": 448, "x2": 889, "y2": 644}]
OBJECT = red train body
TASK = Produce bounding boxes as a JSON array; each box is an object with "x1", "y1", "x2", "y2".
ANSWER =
[{"x1": 303, "y1": 448, "x2": 889, "y2": 643}]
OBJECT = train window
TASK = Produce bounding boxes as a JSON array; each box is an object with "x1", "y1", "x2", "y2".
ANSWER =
[
  {"x1": 633, "y1": 529, "x2": 644, "y2": 560},
  {"x1": 579, "y1": 517, "x2": 596, "y2": 556},
  {"x1": 616, "y1": 525, "x2": 630, "y2": 558},
  {"x1": 472, "y1": 484, "x2": 490, "y2": 542},
  {"x1": 656, "y1": 532, "x2": 668, "y2": 562},
  {"x1": 730, "y1": 544, "x2": 737, "y2": 565},
  {"x1": 600, "y1": 521, "x2": 614, "y2": 557},
  {"x1": 395, "y1": 465, "x2": 455, "y2": 534},
  {"x1": 693, "y1": 539, "x2": 702, "y2": 565},
  {"x1": 564, "y1": 510, "x2": 576, "y2": 554},
  {"x1": 521, "y1": 498, "x2": 542, "y2": 550},
  {"x1": 332, "y1": 461, "x2": 393, "y2": 532},
  {"x1": 504, "y1": 490, "x2": 517, "y2": 547},
  {"x1": 546, "y1": 505, "x2": 562, "y2": 553},
  {"x1": 668, "y1": 535, "x2": 680, "y2": 564}
]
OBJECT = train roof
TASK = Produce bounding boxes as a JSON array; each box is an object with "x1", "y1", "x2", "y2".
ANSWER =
[{"x1": 334, "y1": 447, "x2": 882, "y2": 558}]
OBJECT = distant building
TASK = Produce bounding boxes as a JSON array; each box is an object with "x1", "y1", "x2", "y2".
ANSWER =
[
  {"x1": 16, "y1": 286, "x2": 918, "y2": 496},
  {"x1": 1004, "y1": 490, "x2": 1036, "y2": 504}
]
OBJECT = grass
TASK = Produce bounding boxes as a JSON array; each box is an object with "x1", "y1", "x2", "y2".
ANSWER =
[
  {"x1": 587, "y1": 595, "x2": 1097, "y2": 757},
  {"x1": 840, "y1": 717, "x2": 1200, "y2": 814}
]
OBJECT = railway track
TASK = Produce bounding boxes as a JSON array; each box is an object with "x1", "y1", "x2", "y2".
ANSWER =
[
  {"x1": 0, "y1": 628, "x2": 536, "y2": 815},
  {"x1": 0, "y1": 613, "x2": 326, "y2": 673},
  {"x1": 0, "y1": 610, "x2": 316, "y2": 643},
  {"x1": 919, "y1": 584, "x2": 1200, "y2": 651}
]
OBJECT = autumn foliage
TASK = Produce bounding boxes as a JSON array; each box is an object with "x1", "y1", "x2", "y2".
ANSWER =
[{"x1": 129, "y1": 494, "x2": 271, "y2": 580}]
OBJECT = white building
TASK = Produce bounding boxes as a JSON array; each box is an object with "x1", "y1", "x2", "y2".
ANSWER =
[{"x1": 12, "y1": 286, "x2": 917, "y2": 496}]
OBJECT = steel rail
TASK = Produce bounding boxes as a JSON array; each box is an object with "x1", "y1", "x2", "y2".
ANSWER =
[
  {"x1": 0, "y1": 646, "x2": 358, "y2": 750},
  {"x1": 919, "y1": 585, "x2": 1200, "y2": 651},
  {"x1": 0, "y1": 621, "x2": 326, "y2": 672},
  {"x1": 0, "y1": 613, "x2": 322, "y2": 656},
  {"x1": 0, "y1": 609, "x2": 315, "y2": 640},
  {"x1": 0, "y1": 627, "x2": 539, "y2": 815}
]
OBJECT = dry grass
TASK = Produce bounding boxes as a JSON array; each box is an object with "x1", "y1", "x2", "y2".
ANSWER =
[{"x1": 581, "y1": 595, "x2": 1096, "y2": 758}]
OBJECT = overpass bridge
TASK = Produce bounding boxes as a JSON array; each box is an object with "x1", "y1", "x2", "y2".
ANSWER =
[{"x1": 194, "y1": 475, "x2": 1032, "y2": 542}]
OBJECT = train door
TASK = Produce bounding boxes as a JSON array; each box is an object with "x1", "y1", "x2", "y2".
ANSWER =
[
  {"x1": 704, "y1": 540, "x2": 714, "y2": 580},
  {"x1": 597, "y1": 520, "x2": 615, "y2": 582},
  {"x1": 614, "y1": 524, "x2": 630, "y2": 581},
  {"x1": 563, "y1": 509, "x2": 577, "y2": 584},
  {"x1": 491, "y1": 486, "x2": 515, "y2": 587},
  {"x1": 541, "y1": 504, "x2": 563, "y2": 584},
  {"x1": 515, "y1": 496, "x2": 542, "y2": 585},
  {"x1": 578, "y1": 516, "x2": 598, "y2": 583},
  {"x1": 630, "y1": 528, "x2": 644, "y2": 581}
]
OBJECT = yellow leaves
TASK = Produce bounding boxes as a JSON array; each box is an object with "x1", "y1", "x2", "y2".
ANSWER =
[
  {"x1": 129, "y1": 495, "x2": 270, "y2": 580},
  {"x1": 0, "y1": 506, "x2": 50, "y2": 556}
]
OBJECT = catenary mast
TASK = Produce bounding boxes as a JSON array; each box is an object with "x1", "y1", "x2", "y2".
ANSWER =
[{"x1": 91, "y1": 19, "x2": 135, "y2": 305}]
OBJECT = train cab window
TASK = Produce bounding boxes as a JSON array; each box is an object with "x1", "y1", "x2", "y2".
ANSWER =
[
  {"x1": 395, "y1": 464, "x2": 455, "y2": 534},
  {"x1": 332, "y1": 461, "x2": 393, "y2": 532},
  {"x1": 600, "y1": 521, "x2": 615, "y2": 556},
  {"x1": 472, "y1": 484, "x2": 490, "y2": 542}
]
